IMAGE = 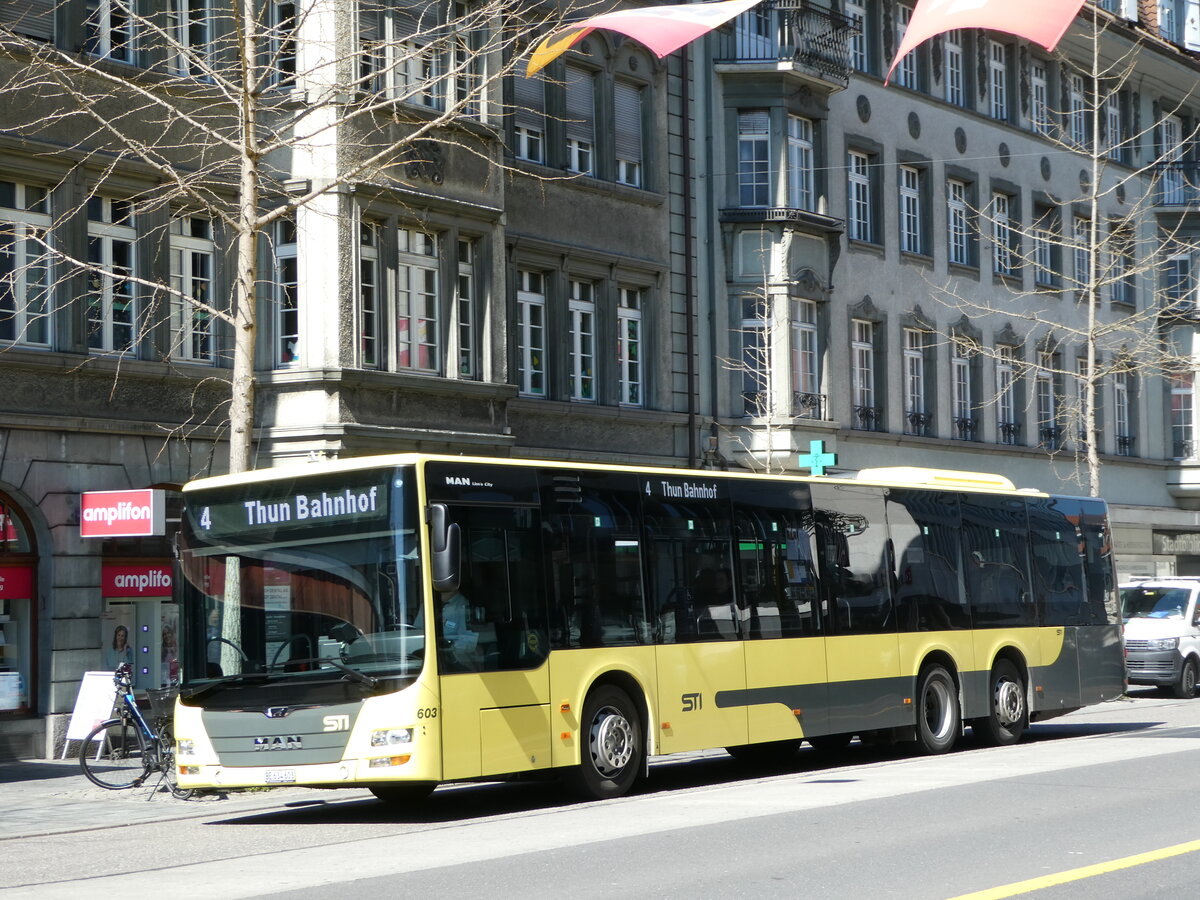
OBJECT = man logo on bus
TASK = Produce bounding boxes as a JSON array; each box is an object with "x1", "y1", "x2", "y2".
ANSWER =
[{"x1": 682, "y1": 692, "x2": 702, "y2": 712}]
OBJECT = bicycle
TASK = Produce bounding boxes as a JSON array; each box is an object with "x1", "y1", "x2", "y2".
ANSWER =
[{"x1": 78, "y1": 663, "x2": 194, "y2": 799}]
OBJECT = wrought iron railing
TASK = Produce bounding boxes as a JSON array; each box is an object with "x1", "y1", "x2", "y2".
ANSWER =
[
  {"x1": 853, "y1": 405, "x2": 883, "y2": 431},
  {"x1": 904, "y1": 410, "x2": 932, "y2": 436},
  {"x1": 1152, "y1": 162, "x2": 1200, "y2": 207},
  {"x1": 1173, "y1": 439, "x2": 1197, "y2": 460},
  {"x1": 792, "y1": 391, "x2": 825, "y2": 419},
  {"x1": 953, "y1": 417, "x2": 978, "y2": 441},
  {"x1": 997, "y1": 421, "x2": 1022, "y2": 445},
  {"x1": 1115, "y1": 434, "x2": 1136, "y2": 457},
  {"x1": 714, "y1": 0, "x2": 855, "y2": 87},
  {"x1": 1039, "y1": 425, "x2": 1063, "y2": 450}
]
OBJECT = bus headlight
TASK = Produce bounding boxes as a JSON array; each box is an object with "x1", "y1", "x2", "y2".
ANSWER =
[
  {"x1": 177, "y1": 739, "x2": 195, "y2": 757},
  {"x1": 1149, "y1": 637, "x2": 1180, "y2": 651},
  {"x1": 371, "y1": 728, "x2": 413, "y2": 747}
]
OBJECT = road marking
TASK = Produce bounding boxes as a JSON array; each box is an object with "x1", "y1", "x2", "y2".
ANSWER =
[{"x1": 948, "y1": 838, "x2": 1200, "y2": 899}]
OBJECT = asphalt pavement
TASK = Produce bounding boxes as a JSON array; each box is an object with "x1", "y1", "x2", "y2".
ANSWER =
[{"x1": 0, "y1": 757, "x2": 371, "y2": 841}]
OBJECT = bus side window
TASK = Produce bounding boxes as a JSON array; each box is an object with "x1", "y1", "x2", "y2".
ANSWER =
[
  {"x1": 810, "y1": 484, "x2": 893, "y2": 635},
  {"x1": 539, "y1": 470, "x2": 649, "y2": 650},
  {"x1": 961, "y1": 495, "x2": 1034, "y2": 628},
  {"x1": 885, "y1": 489, "x2": 967, "y2": 632},
  {"x1": 1028, "y1": 497, "x2": 1086, "y2": 627}
]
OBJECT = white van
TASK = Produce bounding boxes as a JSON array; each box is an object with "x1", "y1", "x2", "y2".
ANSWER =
[{"x1": 1120, "y1": 578, "x2": 1200, "y2": 698}]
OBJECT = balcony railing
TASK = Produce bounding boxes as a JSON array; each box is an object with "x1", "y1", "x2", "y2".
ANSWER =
[
  {"x1": 1115, "y1": 434, "x2": 1136, "y2": 457},
  {"x1": 1152, "y1": 162, "x2": 1200, "y2": 207},
  {"x1": 1039, "y1": 425, "x2": 1063, "y2": 450},
  {"x1": 714, "y1": 0, "x2": 855, "y2": 88},
  {"x1": 853, "y1": 405, "x2": 883, "y2": 431},
  {"x1": 1174, "y1": 439, "x2": 1197, "y2": 460},
  {"x1": 792, "y1": 391, "x2": 825, "y2": 419},
  {"x1": 997, "y1": 421, "x2": 1021, "y2": 445},
  {"x1": 904, "y1": 410, "x2": 932, "y2": 436},
  {"x1": 953, "y1": 417, "x2": 978, "y2": 441}
]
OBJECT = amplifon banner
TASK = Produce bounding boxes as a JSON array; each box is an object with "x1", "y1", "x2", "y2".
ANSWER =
[
  {"x1": 0, "y1": 565, "x2": 33, "y2": 600},
  {"x1": 80, "y1": 490, "x2": 166, "y2": 539},
  {"x1": 101, "y1": 563, "x2": 173, "y2": 598}
]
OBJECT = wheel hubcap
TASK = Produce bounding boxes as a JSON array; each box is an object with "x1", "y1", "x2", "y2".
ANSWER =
[
  {"x1": 994, "y1": 678, "x2": 1024, "y2": 726},
  {"x1": 589, "y1": 707, "x2": 634, "y2": 777},
  {"x1": 924, "y1": 679, "x2": 954, "y2": 740}
]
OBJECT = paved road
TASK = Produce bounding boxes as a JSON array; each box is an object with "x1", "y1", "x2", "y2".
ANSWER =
[{"x1": 3, "y1": 689, "x2": 1199, "y2": 898}]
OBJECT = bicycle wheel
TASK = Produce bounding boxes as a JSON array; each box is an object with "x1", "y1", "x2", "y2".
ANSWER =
[
  {"x1": 156, "y1": 724, "x2": 194, "y2": 800},
  {"x1": 79, "y1": 718, "x2": 149, "y2": 790}
]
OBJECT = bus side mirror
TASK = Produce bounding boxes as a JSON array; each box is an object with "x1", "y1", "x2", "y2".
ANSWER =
[{"x1": 427, "y1": 503, "x2": 461, "y2": 594}]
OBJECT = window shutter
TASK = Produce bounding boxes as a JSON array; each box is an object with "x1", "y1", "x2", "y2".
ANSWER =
[
  {"x1": 737, "y1": 110, "x2": 769, "y2": 135},
  {"x1": 614, "y1": 82, "x2": 643, "y2": 163},
  {"x1": 1186, "y1": 0, "x2": 1200, "y2": 50},
  {"x1": 564, "y1": 67, "x2": 595, "y2": 143},
  {"x1": 3, "y1": 0, "x2": 53, "y2": 40},
  {"x1": 513, "y1": 72, "x2": 544, "y2": 130}
]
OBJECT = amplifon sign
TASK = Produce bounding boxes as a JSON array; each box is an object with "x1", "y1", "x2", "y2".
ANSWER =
[
  {"x1": 102, "y1": 563, "x2": 172, "y2": 598},
  {"x1": 80, "y1": 490, "x2": 166, "y2": 539},
  {"x1": 0, "y1": 565, "x2": 33, "y2": 600}
]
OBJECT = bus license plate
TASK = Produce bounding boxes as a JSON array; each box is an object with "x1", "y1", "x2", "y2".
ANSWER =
[{"x1": 264, "y1": 769, "x2": 296, "y2": 784}]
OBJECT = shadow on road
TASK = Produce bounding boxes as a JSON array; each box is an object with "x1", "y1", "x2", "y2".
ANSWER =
[{"x1": 204, "y1": 712, "x2": 1169, "y2": 829}]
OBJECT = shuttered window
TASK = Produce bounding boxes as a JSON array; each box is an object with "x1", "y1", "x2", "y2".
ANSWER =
[
  {"x1": 564, "y1": 66, "x2": 595, "y2": 174},
  {"x1": 614, "y1": 82, "x2": 644, "y2": 187},
  {"x1": 3, "y1": 0, "x2": 53, "y2": 40},
  {"x1": 513, "y1": 72, "x2": 545, "y2": 163}
]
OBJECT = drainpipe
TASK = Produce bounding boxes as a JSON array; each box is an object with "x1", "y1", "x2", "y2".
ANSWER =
[{"x1": 682, "y1": 45, "x2": 698, "y2": 468}]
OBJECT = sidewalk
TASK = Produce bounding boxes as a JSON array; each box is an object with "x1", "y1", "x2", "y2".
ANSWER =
[{"x1": 0, "y1": 758, "x2": 371, "y2": 840}]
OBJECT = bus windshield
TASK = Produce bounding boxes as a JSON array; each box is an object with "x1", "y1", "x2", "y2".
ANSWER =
[{"x1": 176, "y1": 467, "x2": 425, "y2": 703}]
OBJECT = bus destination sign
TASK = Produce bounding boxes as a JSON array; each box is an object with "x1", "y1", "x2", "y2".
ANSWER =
[{"x1": 188, "y1": 475, "x2": 390, "y2": 539}]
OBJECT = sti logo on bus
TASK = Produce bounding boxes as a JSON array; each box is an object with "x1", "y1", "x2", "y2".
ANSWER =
[
  {"x1": 253, "y1": 735, "x2": 302, "y2": 751},
  {"x1": 682, "y1": 692, "x2": 702, "y2": 712},
  {"x1": 322, "y1": 715, "x2": 350, "y2": 732}
]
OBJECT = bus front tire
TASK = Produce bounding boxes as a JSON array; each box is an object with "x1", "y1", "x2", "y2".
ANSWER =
[
  {"x1": 369, "y1": 782, "x2": 437, "y2": 805},
  {"x1": 972, "y1": 659, "x2": 1027, "y2": 746},
  {"x1": 565, "y1": 685, "x2": 642, "y2": 800},
  {"x1": 915, "y1": 665, "x2": 959, "y2": 755}
]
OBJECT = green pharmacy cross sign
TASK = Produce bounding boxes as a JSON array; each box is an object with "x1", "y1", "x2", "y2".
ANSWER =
[{"x1": 798, "y1": 440, "x2": 837, "y2": 476}]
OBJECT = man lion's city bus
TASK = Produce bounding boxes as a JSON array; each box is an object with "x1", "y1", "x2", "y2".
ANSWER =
[{"x1": 173, "y1": 455, "x2": 1126, "y2": 801}]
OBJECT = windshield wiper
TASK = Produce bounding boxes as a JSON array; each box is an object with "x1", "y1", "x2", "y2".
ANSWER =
[
  {"x1": 181, "y1": 672, "x2": 272, "y2": 703},
  {"x1": 269, "y1": 656, "x2": 380, "y2": 689}
]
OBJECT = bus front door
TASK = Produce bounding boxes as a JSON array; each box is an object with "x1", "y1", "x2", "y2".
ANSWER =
[{"x1": 435, "y1": 506, "x2": 553, "y2": 781}]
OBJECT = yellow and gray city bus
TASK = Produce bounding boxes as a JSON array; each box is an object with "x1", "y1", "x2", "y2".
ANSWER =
[{"x1": 173, "y1": 454, "x2": 1126, "y2": 801}]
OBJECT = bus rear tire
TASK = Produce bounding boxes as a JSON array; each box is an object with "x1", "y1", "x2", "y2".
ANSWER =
[
  {"x1": 915, "y1": 665, "x2": 959, "y2": 755},
  {"x1": 972, "y1": 659, "x2": 1027, "y2": 746},
  {"x1": 369, "y1": 782, "x2": 437, "y2": 805},
  {"x1": 564, "y1": 685, "x2": 642, "y2": 800}
]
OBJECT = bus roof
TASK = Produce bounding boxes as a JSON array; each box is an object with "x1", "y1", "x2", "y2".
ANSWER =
[{"x1": 181, "y1": 453, "x2": 1049, "y2": 498}]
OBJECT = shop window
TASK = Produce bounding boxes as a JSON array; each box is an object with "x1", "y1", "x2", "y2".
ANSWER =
[
  {"x1": 0, "y1": 496, "x2": 35, "y2": 714},
  {"x1": 101, "y1": 561, "x2": 178, "y2": 690}
]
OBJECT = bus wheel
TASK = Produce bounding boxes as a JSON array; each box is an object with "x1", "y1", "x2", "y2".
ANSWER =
[
  {"x1": 1172, "y1": 657, "x2": 1198, "y2": 699},
  {"x1": 915, "y1": 665, "x2": 959, "y2": 755},
  {"x1": 973, "y1": 659, "x2": 1027, "y2": 746},
  {"x1": 369, "y1": 782, "x2": 437, "y2": 805},
  {"x1": 725, "y1": 739, "x2": 800, "y2": 766},
  {"x1": 565, "y1": 685, "x2": 642, "y2": 800}
]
